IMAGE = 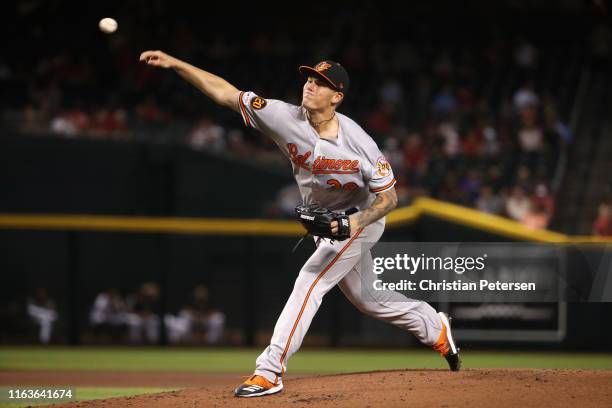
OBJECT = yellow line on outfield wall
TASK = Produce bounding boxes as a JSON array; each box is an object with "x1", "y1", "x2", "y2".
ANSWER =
[
  {"x1": 0, "y1": 214, "x2": 305, "y2": 236},
  {"x1": 411, "y1": 197, "x2": 568, "y2": 242},
  {"x1": 0, "y1": 197, "x2": 610, "y2": 243},
  {"x1": 406, "y1": 197, "x2": 612, "y2": 243}
]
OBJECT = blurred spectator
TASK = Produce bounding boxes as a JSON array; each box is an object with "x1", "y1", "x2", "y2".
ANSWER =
[
  {"x1": 505, "y1": 186, "x2": 531, "y2": 221},
  {"x1": 266, "y1": 183, "x2": 302, "y2": 218},
  {"x1": 379, "y1": 78, "x2": 404, "y2": 106},
  {"x1": 462, "y1": 128, "x2": 482, "y2": 158},
  {"x1": 522, "y1": 202, "x2": 550, "y2": 230},
  {"x1": 110, "y1": 109, "x2": 130, "y2": 139},
  {"x1": 164, "y1": 310, "x2": 192, "y2": 345},
  {"x1": 438, "y1": 122, "x2": 461, "y2": 158},
  {"x1": 476, "y1": 185, "x2": 504, "y2": 215},
  {"x1": 366, "y1": 104, "x2": 394, "y2": 134},
  {"x1": 513, "y1": 82, "x2": 540, "y2": 111},
  {"x1": 26, "y1": 288, "x2": 58, "y2": 344},
  {"x1": 479, "y1": 119, "x2": 500, "y2": 158},
  {"x1": 188, "y1": 118, "x2": 226, "y2": 152},
  {"x1": 403, "y1": 132, "x2": 427, "y2": 172},
  {"x1": 543, "y1": 103, "x2": 572, "y2": 148},
  {"x1": 498, "y1": 97, "x2": 515, "y2": 124},
  {"x1": 437, "y1": 172, "x2": 465, "y2": 204},
  {"x1": 50, "y1": 113, "x2": 78, "y2": 137},
  {"x1": 125, "y1": 282, "x2": 161, "y2": 344},
  {"x1": 431, "y1": 84, "x2": 457, "y2": 115},
  {"x1": 21, "y1": 104, "x2": 48, "y2": 133},
  {"x1": 165, "y1": 284, "x2": 225, "y2": 345},
  {"x1": 64, "y1": 108, "x2": 90, "y2": 133},
  {"x1": 89, "y1": 289, "x2": 128, "y2": 336},
  {"x1": 135, "y1": 96, "x2": 168, "y2": 123},
  {"x1": 458, "y1": 169, "x2": 482, "y2": 204},
  {"x1": 456, "y1": 86, "x2": 479, "y2": 113},
  {"x1": 530, "y1": 183, "x2": 555, "y2": 220},
  {"x1": 485, "y1": 165, "x2": 504, "y2": 192},
  {"x1": 518, "y1": 107, "x2": 544, "y2": 153},
  {"x1": 514, "y1": 165, "x2": 533, "y2": 191},
  {"x1": 90, "y1": 108, "x2": 129, "y2": 139},
  {"x1": 518, "y1": 108, "x2": 544, "y2": 170},
  {"x1": 592, "y1": 203, "x2": 612, "y2": 236}
]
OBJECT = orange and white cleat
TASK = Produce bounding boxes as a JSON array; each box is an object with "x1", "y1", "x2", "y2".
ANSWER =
[
  {"x1": 433, "y1": 312, "x2": 461, "y2": 372},
  {"x1": 234, "y1": 374, "x2": 283, "y2": 397}
]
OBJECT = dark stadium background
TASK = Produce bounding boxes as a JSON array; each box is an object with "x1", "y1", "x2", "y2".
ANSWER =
[{"x1": 1, "y1": 0, "x2": 611, "y2": 351}]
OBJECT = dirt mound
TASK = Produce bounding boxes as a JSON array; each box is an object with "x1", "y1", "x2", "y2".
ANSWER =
[{"x1": 39, "y1": 369, "x2": 612, "y2": 408}]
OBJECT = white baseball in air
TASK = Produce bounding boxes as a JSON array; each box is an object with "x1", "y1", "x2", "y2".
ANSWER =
[{"x1": 99, "y1": 18, "x2": 118, "y2": 34}]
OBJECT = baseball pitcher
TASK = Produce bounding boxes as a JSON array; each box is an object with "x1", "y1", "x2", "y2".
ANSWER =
[{"x1": 140, "y1": 51, "x2": 461, "y2": 398}]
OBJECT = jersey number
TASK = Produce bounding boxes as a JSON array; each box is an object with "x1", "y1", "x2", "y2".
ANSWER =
[{"x1": 327, "y1": 179, "x2": 358, "y2": 191}]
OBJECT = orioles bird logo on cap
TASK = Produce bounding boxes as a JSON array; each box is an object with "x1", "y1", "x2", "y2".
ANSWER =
[{"x1": 315, "y1": 62, "x2": 332, "y2": 72}]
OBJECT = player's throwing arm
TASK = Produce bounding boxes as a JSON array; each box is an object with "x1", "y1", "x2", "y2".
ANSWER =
[{"x1": 139, "y1": 50, "x2": 241, "y2": 111}]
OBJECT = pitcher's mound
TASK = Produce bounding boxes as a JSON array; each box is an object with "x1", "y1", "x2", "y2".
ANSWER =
[{"x1": 48, "y1": 369, "x2": 612, "y2": 408}]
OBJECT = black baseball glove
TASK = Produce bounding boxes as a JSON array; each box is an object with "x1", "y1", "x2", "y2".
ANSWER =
[{"x1": 295, "y1": 204, "x2": 351, "y2": 241}]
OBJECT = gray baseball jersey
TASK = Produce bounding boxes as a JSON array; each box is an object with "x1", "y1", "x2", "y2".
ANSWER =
[
  {"x1": 238, "y1": 91, "x2": 396, "y2": 212},
  {"x1": 237, "y1": 91, "x2": 443, "y2": 384}
]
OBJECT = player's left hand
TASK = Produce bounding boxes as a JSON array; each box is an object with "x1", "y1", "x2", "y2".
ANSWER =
[{"x1": 331, "y1": 215, "x2": 360, "y2": 236}]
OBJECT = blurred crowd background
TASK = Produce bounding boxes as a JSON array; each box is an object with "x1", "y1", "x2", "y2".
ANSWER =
[
  {"x1": 2, "y1": 0, "x2": 610, "y2": 235},
  {"x1": 23, "y1": 283, "x2": 225, "y2": 346}
]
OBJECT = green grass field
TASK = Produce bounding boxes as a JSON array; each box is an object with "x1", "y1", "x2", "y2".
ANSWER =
[
  {"x1": 1, "y1": 347, "x2": 611, "y2": 407},
  {"x1": 2, "y1": 347, "x2": 612, "y2": 372}
]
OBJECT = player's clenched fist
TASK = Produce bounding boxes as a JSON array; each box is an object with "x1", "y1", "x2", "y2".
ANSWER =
[{"x1": 139, "y1": 50, "x2": 178, "y2": 69}]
